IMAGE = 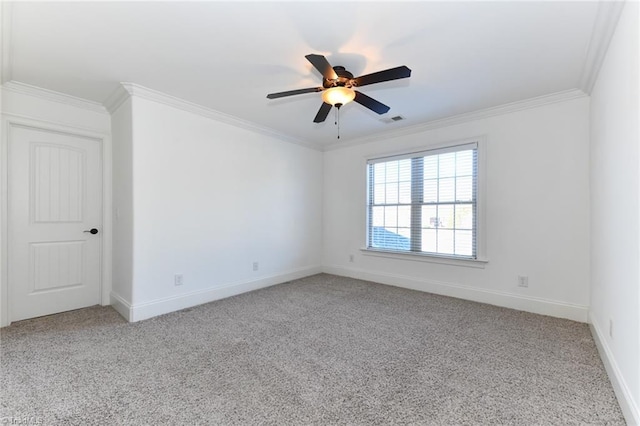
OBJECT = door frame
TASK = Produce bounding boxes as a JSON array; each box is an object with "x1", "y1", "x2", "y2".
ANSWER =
[{"x1": 1, "y1": 115, "x2": 112, "y2": 327}]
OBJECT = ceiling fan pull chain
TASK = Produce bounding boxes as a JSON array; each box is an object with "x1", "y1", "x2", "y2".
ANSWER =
[{"x1": 337, "y1": 107, "x2": 341, "y2": 139}]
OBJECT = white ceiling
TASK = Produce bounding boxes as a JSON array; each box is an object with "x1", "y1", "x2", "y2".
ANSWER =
[{"x1": 3, "y1": 1, "x2": 608, "y2": 148}]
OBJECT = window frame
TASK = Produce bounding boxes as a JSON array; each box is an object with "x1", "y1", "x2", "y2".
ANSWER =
[{"x1": 363, "y1": 137, "x2": 488, "y2": 267}]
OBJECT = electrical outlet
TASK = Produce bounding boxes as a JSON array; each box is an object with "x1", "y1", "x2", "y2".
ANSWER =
[
  {"x1": 349, "y1": 254, "x2": 354, "y2": 263},
  {"x1": 609, "y1": 319, "x2": 613, "y2": 338},
  {"x1": 174, "y1": 274, "x2": 184, "y2": 286},
  {"x1": 517, "y1": 275, "x2": 529, "y2": 288},
  {"x1": 253, "y1": 262, "x2": 259, "y2": 271}
]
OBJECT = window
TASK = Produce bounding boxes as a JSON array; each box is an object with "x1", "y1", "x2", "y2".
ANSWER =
[{"x1": 367, "y1": 142, "x2": 478, "y2": 259}]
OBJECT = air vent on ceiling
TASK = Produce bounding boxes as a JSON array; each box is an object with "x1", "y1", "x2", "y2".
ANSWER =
[{"x1": 381, "y1": 115, "x2": 405, "y2": 124}]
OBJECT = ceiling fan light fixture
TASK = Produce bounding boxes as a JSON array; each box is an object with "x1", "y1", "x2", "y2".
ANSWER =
[{"x1": 322, "y1": 86, "x2": 356, "y2": 106}]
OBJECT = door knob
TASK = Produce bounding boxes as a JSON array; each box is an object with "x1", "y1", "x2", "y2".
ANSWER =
[{"x1": 83, "y1": 228, "x2": 99, "y2": 235}]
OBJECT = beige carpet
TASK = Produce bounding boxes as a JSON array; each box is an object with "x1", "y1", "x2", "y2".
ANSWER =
[{"x1": 1, "y1": 274, "x2": 625, "y2": 425}]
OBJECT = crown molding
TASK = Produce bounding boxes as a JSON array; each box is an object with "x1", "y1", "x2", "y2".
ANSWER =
[
  {"x1": 1, "y1": 2, "x2": 13, "y2": 83},
  {"x1": 1, "y1": 80, "x2": 108, "y2": 114},
  {"x1": 323, "y1": 89, "x2": 588, "y2": 152},
  {"x1": 104, "y1": 82, "x2": 320, "y2": 151},
  {"x1": 579, "y1": 0, "x2": 625, "y2": 94},
  {"x1": 103, "y1": 83, "x2": 130, "y2": 114}
]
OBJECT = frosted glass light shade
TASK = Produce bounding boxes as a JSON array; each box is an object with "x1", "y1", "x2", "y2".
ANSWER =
[{"x1": 322, "y1": 87, "x2": 356, "y2": 106}]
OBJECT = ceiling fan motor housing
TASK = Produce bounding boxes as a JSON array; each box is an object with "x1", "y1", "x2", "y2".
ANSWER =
[{"x1": 323, "y1": 66, "x2": 355, "y2": 89}]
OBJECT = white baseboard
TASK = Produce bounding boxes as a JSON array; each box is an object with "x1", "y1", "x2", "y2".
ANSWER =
[
  {"x1": 110, "y1": 291, "x2": 133, "y2": 322},
  {"x1": 121, "y1": 265, "x2": 322, "y2": 323},
  {"x1": 590, "y1": 313, "x2": 640, "y2": 426},
  {"x1": 322, "y1": 265, "x2": 589, "y2": 323}
]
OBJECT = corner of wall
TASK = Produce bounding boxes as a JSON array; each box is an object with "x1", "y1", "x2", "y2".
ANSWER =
[
  {"x1": 579, "y1": 1, "x2": 626, "y2": 94},
  {"x1": 110, "y1": 291, "x2": 132, "y2": 322}
]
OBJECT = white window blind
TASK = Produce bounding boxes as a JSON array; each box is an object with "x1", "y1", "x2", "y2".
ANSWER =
[{"x1": 367, "y1": 142, "x2": 478, "y2": 259}]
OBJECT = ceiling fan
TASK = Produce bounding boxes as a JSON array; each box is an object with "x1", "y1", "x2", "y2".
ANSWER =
[{"x1": 267, "y1": 54, "x2": 411, "y2": 123}]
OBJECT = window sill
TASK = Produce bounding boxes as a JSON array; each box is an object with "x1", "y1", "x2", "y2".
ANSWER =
[{"x1": 360, "y1": 248, "x2": 488, "y2": 269}]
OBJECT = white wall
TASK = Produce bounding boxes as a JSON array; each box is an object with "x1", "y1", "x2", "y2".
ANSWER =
[
  {"x1": 110, "y1": 98, "x2": 134, "y2": 308},
  {"x1": 589, "y1": 1, "x2": 640, "y2": 424},
  {"x1": 323, "y1": 97, "x2": 591, "y2": 322},
  {"x1": 111, "y1": 94, "x2": 323, "y2": 321},
  {"x1": 0, "y1": 83, "x2": 111, "y2": 326}
]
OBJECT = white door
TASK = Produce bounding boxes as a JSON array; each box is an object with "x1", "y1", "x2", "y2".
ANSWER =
[{"x1": 8, "y1": 125, "x2": 102, "y2": 322}]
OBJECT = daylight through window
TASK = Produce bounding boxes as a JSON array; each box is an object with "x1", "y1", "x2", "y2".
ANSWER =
[{"x1": 367, "y1": 142, "x2": 478, "y2": 259}]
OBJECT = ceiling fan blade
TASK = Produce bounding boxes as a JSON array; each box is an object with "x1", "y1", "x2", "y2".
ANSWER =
[
  {"x1": 313, "y1": 102, "x2": 332, "y2": 123},
  {"x1": 267, "y1": 87, "x2": 323, "y2": 99},
  {"x1": 305, "y1": 54, "x2": 338, "y2": 81},
  {"x1": 353, "y1": 66, "x2": 412, "y2": 87},
  {"x1": 354, "y1": 91, "x2": 390, "y2": 114}
]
